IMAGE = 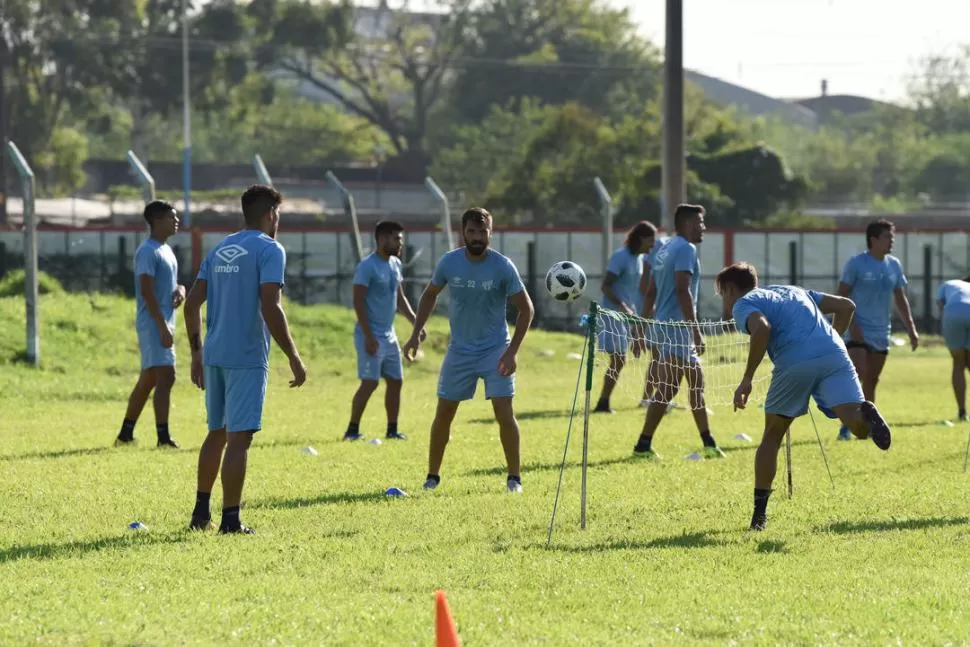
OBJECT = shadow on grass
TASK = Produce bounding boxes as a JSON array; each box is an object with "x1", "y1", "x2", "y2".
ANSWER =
[
  {"x1": 755, "y1": 540, "x2": 788, "y2": 554},
  {"x1": 465, "y1": 409, "x2": 577, "y2": 425},
  {"x1": 547, "y1": 531, "x2": 724, "y2": 553},
  {"x1": 720, "y1": 439, "x2": 818, "y2": 454},
  {"x1": 0, "y1": 531, "x2": 188, "y2": 565},
  {"x1": 465, "y1": 455, "x2": 642, "y2": 477},
  {"x1": 0, "y1": 447, "x2": 114, "y2": 462},
  {"x1": 819, "y1": 516, "x2": 970, "y2": 535},
  {"x1": 248, "y1": 491, "x2": 391, "y2": 511}
]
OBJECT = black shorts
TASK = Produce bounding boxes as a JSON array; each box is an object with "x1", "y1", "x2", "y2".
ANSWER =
[{"x1": 846, "y1": 341, "x2": 889, "y2": 356}]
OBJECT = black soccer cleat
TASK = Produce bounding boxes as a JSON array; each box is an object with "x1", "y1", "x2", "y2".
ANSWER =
[
  {"x1": 157, "y1": 438, "x2": 180, "y2": 449},
  {"x1": 385, "y1": 431, "x2": 408, "y2": 440},
  {"x1": 189, "y1": 515, "x2": 213, "y2": 531},
  {"x1": 343, "y1": 431, "x2": 364, "y2": 442},
  {"x1": 218, "y1": 524, "x2": 256, "y2": 535},
  {"x1": 114, "y1": 436, "x2": 136, "y2": 447},
  {"x1": 750, "y1": 513, "x2": 768, "y2": 531},
  {"x1": 861, "y1": 401, "x2": 891, "y2": 450}
]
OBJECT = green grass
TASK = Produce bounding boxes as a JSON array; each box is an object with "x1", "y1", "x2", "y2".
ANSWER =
[{"x1": 1, "y1": 294, "x2": 969, "y2": 644}]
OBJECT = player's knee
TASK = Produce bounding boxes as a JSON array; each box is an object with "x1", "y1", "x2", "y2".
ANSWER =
[
  {"x1": 226, "y1": 431, "x2": 254, "y2": 452},
  {"x1": 384, "y1": 378, "x2": 402, "y2": 391},
  {"x1": 358, "y1": 379, "x2": 379, "y2": 394}
]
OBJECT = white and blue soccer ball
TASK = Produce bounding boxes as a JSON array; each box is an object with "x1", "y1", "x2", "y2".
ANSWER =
[{"x1": 545, "y1": 261, "x2": 587, "y2": 302}]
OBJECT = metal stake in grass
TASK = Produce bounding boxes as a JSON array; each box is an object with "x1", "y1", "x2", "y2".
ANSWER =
[
  {"x1": 808, "y1": 407, "x2": 836, "y2": 491},
  {"x1": 785, "y1": 429, "x2": 793, "y2": 498},
  {"x1": 963, "y1": 428, "x2": 970, "y2": 473}
]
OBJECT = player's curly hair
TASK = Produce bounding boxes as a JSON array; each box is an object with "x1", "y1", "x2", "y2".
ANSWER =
[
  {"x1": 715, "y1": 262, "x2": 759, "y2": 295},
  {"x1": 624, "y1": 220, "x2": 657, "y2": 254}
]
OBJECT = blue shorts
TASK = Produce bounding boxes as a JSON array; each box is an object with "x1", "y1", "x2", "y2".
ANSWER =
[
  {"x1": 137, "y1": 326, "x2": 175, "y2": 370},
  {"x1": 843, "y1": 328, "x2": 890, "y2": 353},
  {"x1": 354, "y1": 330, "x2": 403, "y2": 381},
  {"x1": 204, "y1": 365, "x2": 269, "y2": 433},
  {"x1": 438, "y1": 345, "x2": 514, "y2": 401},
  {"x1": 943, "y1": 309, "x2": 970, "y2": 349},
  {"x1": 655, "y1": 322, "x2": 699, "y2": 365},
  {"x1": 768, "y1": 353, "x2": 863, "y2": 419},
  {"x1": 597, "y1": 315, "x2": 629, "y2": 355}
]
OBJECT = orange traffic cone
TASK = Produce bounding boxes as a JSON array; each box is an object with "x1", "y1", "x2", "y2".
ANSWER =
[{"x1": 435, "y1": 590, "x2": 461, "y2": 647}]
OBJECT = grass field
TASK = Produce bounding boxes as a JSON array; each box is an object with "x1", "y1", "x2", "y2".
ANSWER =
[{"x1": 2, "y1": 293, "x2": 970, "y2": 644}]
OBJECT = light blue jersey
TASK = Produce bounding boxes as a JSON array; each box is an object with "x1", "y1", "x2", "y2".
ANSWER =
[
  {"x1": 734, "y1": 286, "x2": 863, "y2": 418},
  {"x1": 652, "y1": 236, "x2": 700, "y2": 322},
  {"x1": 198, "y1": 230, "x2": 286, "y2": 369},
  {"x1": 938, "y1": 280, "x2": 970, "y2": 314},
  {"x1": 134, "y1": 238, "x2": 178, "y2": 333},
  {"x1": 732, "y1": 286, "x2": 848, "y2": 370},
  {"x1": 353, "y1": 252, "x2": 403, "y2": 339},
  {"x1": 431, "y1": 248, "x2": 524, "y2": 354},
  {"x1": 840, "y1": 252, "x2": 907, "y2": 351},
  {"x1": 938, "y1": 279, "x2": 970, "y2": 350},
  {"x1": 601, "y1": 247, "x2": 642, "y2": 312}
]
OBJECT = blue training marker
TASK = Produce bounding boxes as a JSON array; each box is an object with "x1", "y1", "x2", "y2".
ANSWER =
[{"x1": 384, "y1": 487, "x2": 408, "y2": 497}]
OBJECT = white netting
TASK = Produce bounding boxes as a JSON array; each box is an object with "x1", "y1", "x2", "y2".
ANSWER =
[{"x1": 589, "y1": 308, "x2": 769, "y2": 411}]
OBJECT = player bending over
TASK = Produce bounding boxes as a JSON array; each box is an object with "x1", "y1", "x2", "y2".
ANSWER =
[
  {"x1": 344, "y1": 220, "x2": 422, "y2": 441},
  {"x1": 716, "y1": 262, "x2": 891, "y2": 531},
  {"x1": 937, "y1": 276, "x2": 970, "y2": 421},
  {"x1": 633, "y1": 204, "x2": 725, "y2": 460},
  {"x1": 184, "y1": 185, "x2": 307, "y2": 534},
  {"x1": 116, "y1": 200, "x2": 184, "y2": 449},
  {"x1": 834, "y1": 219, "x2": 918, "y2": 440},
  {"x1": 593, "y1": 221, "x2": 657, "y2": 413},
  {"x1": 403, "y1": 207, "x2": 534, "y2": 493}
]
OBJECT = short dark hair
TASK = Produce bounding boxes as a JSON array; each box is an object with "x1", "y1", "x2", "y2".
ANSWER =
[
  {"x1": 374, "y1": 220, "x2": 404, "y2": 239},
  {"x1": 715, "y1": 262, "x2": 759, "y2": 295},
  {"x1": 241, "y1": 184, "x2": 283, "y2": 227},
  {"x1": 963, "y1": 274, "x2": 970, "y2": 284},
  {"x1": 143, "y1": 200, "x2": 175, "y2": 226},
  {"x1": 674, "y1": 203, "x2": 705, "y2": 230},
  {"x1": 624, "y1": 220, "x2": 657, "y2": 254},
  {"x1": 461, "y1": 207, "x2": 492, "y2": 230},
  {"x1": 865, "y1": 219, "x2": 894, "y2": 249}
]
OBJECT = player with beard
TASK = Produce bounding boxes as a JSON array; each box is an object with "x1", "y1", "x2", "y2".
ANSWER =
[
  {"x1": 344, "y1": 220, "x2": 422, "y2": 441},
  {"x1": 403, "y1": 207, "x2": 535, "y2": 493}
]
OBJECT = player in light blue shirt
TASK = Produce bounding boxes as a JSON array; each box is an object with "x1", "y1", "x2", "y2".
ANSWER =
[
  {"x1": 403, "y1": 207, "x2": 534, "y2": 494},
  {"x1": 937, "y1": 276, "x2": 970, "y2": 420},
  {"x1": 116, "y1": 201, "x2": 184, "y2": 449},
  {"x1": 593, "y1": 221, "x2": 656, "y2": 413},
  {"x1": 639, "y1": 236, "x2": 671, "y2": 407},
  {"x1": 635, "y1": 205, "x2": 725, "y2": 460},
  {"x1": 716, "y1": 262, "x2": 892, "y2": 531},
  {"x1": 344, "y1": 220, "x2": 420, "y2": 441},
  {"x1": 184, "y1": 185, "x2": 306, "y2": 535},
  {"x1": 835, "y1": 220, "x2": 918, "y2": 440}
]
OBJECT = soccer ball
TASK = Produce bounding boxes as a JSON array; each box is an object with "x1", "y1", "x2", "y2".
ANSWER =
[{"x1": 545, "y1": 261, "x2": 587, "y2": 302}]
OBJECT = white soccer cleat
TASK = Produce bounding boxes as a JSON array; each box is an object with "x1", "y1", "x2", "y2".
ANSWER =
[
  {"x1": 507, "y1": 477, "x2": 523, "y2": 494},
  {"x1": 423, "y1": 477, "x2": 439, "y2": 491}
]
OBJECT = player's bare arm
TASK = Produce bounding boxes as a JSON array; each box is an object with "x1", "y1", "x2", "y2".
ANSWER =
[
  {"x1": 641, "y1": 275, "x2": 657, "y2": 319},
  {"x1": 139, "y1": 273, "x2": 173, "y2": 348},
  {"x1": 675, "y1": 270, "x2": 703, "y2": 354},
  {"x1": 260, "y1": 283, "x2": 306, "y2": 388},
  {"x1": 353, "y1": 284, "x2": 378, "y2": 356},
  {"x1": 184, "y1": 279, "x2": 207, "y2": 389},
  {"x1": 735, "y1": 312, "x2": 771, "y2": 411},
  {"x1": 818, "y1": 293, "x2": 857, "y2": 336},
  {"x1": 404, "y1": 282, "x2": 444, "y2": 361},
  {"x1": 836, "y1": 281, "x2": 864, "y2": 341},
  {"x1": 893, "y1": 287, "x2": 919, "y2": 350},
  {"x1": 602, "y1": 272, "x2": 632, "y2": 315},
  {"x1": 499, "y1": 290, "x2": 535, "y2": 377},
  {"x1": 397, "y1": 284, "x2": 425, "y2": 342},
  {"x1": 173, "y1": 285, "x2": 186, "y2": 309}
]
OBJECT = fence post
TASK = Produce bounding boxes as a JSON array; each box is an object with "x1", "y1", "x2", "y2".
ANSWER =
[
  {"x1": 425, "y1": 176, "x2": 455, "y2": 252},
  {"x1": 126, "y1": 150, "x2": 156, "y2": 205},
  {"x1": 527, "y1": 240, "x2": 538, "y2": 325},
  {"x1": 253, "y1": 153, "x2": 273, "y2": 186},
  {"x1": 325, "y1": 170, "x2": 364, "y2": 264},
  {"x1": 923, "y1": 244, "x2": 933, "y2": 333},
  {"x1": 788, "y1": 240, "x2": 798, "y2": 285},
  {"x1": 593, "y1": 177, "x2": 613, "y2": 281},
  {"x1": 6, "y1": 141, "x2": 39, "y2": 367}
]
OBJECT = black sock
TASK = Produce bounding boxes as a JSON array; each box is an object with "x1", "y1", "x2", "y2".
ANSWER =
[
  {"x1": 426, "y1": 473, "x2": 440, "y2": 485},
  {"x1": 597, "y1": 397, "x2": 609, "y2": 409},
  {"x1": 118, "y1": 419, "x2": 135, "y2": 440},
  {"x1": 193, "y1": 491, "x2": 211, "y2": 518},
  {"x1": 753, "y1": 488, "x2": 772, "y2": 518},
  {"x1": 156, "y1": 423, "x2": 170, "y2": 442},
  {"x1": 961, "y1": 409, "x2": 967, "y2": 417},
  {"x1": 221, "y1": 506, "x2": 241, "y2": 530},
  {"x1": 635, "y1": 435, "x2": 652, "y2": 452},
  {"x1": 387, "y1": 422, "x2": 398, "y2": 436},
  {"x1": 700, "y1": 430, "x2": 716, "y2": 448},
  {"x1": 347, "y1": 422, "x2": 360, "y2": 436}
]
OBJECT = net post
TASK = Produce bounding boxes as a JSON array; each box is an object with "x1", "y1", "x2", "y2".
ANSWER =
[
  {"x1": 126, "y1": 150, "x2": 156, "y2": 205},
  {"x1": 424, "y1": 176, "x2": 455, "y2": 251},
  {"x1": 325, "y1": 170, "x2": 364, "y2": 264},
  {"x1": 581, "y1": 300, "x2": 599, "y2": 530},
  {"x1": 593, "y1": 178, "x2": 613, "y2": 284},
  {"x1": 253, "y1": 153, "x2": 274, "y2": 186},
  {"x1": 7, "y1": 141, "x2": 39, "y2": 367}
]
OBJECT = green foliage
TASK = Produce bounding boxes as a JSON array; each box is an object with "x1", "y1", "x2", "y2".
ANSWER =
[
  {"x1": 33, "y1": 127, "x2": 89, "y2": 196},
  {"x1": 0, "y1": 270, "x2": 65, "y2": 298}
]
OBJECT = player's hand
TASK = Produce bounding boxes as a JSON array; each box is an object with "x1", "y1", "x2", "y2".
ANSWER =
[
  {"x1": 733, "y1": 377, "x2": 753, "y2": 411},
  {"x1": 498, "y1": 349, "x2": 517, "y2": 377},
  {"x1": 190, "y1": 353, "x2": 205, "y2": 390},
  {"x1": 364, "y1": 336, "x2": 379, "y2": 356},
  {"x1": 172, "y1": 285, "x2": 186, "y2": 309},
  {"x1": 909, "y1": 330, "x2": 920, "y2": 351},
  {"x1": 403, "y1": 336, "x2": 420, "y2": 363},
  {"x1": 159, "y1": 324, "x2": 174, "y2": 349},
  {"x1": 693, "y1": 330, "x2": 706, "y2": 356},
  {"x1": 288, "y1": 354, "x2": 307, "y2": 388}
]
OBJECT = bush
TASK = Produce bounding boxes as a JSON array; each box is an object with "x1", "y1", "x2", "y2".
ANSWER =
[{"x1": 0, "y1": 270, "x2": 66, "y2": 298}]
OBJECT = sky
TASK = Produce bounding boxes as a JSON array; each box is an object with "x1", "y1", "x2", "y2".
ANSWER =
[{"x1": 609, "y1": 0, "x2": 970, "y2": 101}]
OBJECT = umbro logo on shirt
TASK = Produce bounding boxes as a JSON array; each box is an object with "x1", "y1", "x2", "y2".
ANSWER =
[{"x1": 214, "y1": 244, "x2": 248, "y2": 273}]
